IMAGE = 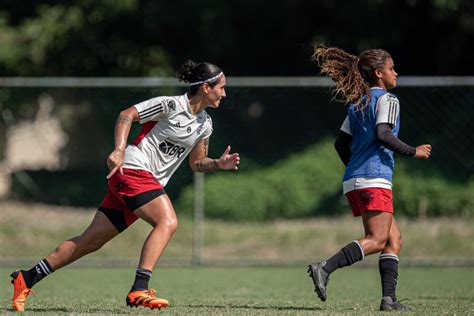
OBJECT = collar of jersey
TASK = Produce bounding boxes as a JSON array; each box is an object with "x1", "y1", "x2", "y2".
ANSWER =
[
  {"x1": 183, "y1": 93, "x2": 195, "y2": 116},
  {"x1": 184, "y1": 93, "x2": 205, "y2": 117},
  {"x1": 370, "y1": 86, "x2": 386, "y2": 91}
]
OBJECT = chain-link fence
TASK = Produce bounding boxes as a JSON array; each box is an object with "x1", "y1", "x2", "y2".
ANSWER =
[{"x1": 0, "y1": 77, "x2": 472, "y2": 204}]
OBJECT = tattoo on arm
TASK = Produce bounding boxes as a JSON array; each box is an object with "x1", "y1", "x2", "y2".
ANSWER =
[
  {"x1": 194, "y1": 138, "x2": 218, "y2": 172},
  {"x1": 117, "y1": 115, "x2": 132, "y2": 125},
  {"x1": 195, "y1": 158, "x2": 219, "y2": 173}
]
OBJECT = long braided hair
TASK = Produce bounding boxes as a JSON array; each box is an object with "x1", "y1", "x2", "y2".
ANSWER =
[{"x1": 312, "y1": 46, "x2": 392, "y2": 110}]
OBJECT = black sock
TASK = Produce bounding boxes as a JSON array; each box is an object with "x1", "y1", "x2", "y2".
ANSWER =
[
  {"x1": 323, "y1": 240, "x2": 364, "y2": 274},
  {"x1": 379, "y1": 253, "x2": 399, "y2": 301},
  {"x1": 131, "y1": 268, "x2": 152, "y2": 292},
  {"x1": 22, "y1": 259, "x2": 54, "y2": 288}
]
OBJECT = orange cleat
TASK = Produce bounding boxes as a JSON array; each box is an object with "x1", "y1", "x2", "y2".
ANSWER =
[
  {"x1": 11, "y1": 270, "x2": 35, "y2": 312},
  {"x1": 126, "y1": 288, "x2": 169, "y2": 309}
]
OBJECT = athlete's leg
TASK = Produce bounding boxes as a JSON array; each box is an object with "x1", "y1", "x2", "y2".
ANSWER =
[
  {"x1": 359, "y1": 211, "x2": 392, "y2": 255},
  {"x1": 45, "y1": 210, "x2": 120, "y2": 270},
  {"x1": 133, "y1": 194, "x2": 178, "y2": 271},
  {"x1": 319, "y1": 210, "x2": 392, "y2": 275},
  {"x1": 11, "y1": 210, "x2": 119, "y2": 311},
  {"x1": 308, "y1": 211, "x2": 392, "y2": 302},
  {"x1": 126, "y1": 194, "x2": 176, "y2": 309},
  {"x1": 359, "y1": 212, "x2": 408, "y2": 310},
  {"x1": 382, "y1": 217, "x2": 402, "y2": 255},
  {"x1": 378, "y1": 217, "x2": 409, "y2": 310}
]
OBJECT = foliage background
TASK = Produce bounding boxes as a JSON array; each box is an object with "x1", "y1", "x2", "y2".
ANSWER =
[
  {"x1": 1, "y1": 0, "x2": 473, "y2": 76},
  {"x1": 0, "y1": 0, "x2": 473, "y2": 218}
]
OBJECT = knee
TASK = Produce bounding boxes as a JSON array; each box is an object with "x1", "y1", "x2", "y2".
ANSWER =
[
  {"x1": 367, "y1": 235, "x2": 389, "y2": 253},
  {"x1": 152, "y1": 215, "x2": 178, "y2": 235},
  {"x1": 164, "y1": 216, "x2": 178, "y2": 234}
]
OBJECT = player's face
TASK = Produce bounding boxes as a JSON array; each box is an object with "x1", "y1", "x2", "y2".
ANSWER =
[
  {"x1": 205, "y1": 74, "x2": 226, "y2": 108},
  {"x1": 379, "y1": 58, "x2": 398, "y2": 90}
]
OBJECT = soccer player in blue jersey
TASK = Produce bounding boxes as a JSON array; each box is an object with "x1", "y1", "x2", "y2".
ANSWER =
[{"x1": 307, "y1": 47, "x2": 431, "y2": 311}]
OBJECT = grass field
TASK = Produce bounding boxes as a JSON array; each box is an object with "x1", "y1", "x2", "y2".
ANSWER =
[
  {"x1": 1, "y1": 202, "x2": 473, "y2": 314},
  {"x1": 0, "y1": 267, "x2": 473, "y2": 315}
]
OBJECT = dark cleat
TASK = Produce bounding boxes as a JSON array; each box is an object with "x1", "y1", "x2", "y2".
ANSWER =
[
  {"x1": 307, "y1": 261, "x2": 330, "y2": 302},
  {"x1": 380, "y1": 296, "x2": 412, "y2": 311}
]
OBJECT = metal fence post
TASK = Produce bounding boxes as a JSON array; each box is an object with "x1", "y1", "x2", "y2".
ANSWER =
[{"x1": 192, "y1": 172, "x2": 205, "y2": 266}]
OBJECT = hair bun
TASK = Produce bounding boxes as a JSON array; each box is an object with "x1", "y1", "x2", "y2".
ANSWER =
[{"x1": 176, "y1": 59, "x2": 197, "y2": 83}]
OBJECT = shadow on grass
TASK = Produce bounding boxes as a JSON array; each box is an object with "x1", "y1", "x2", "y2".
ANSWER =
[
  {"x1": 0, "y1": 307, "x2": 70, "y2": 314},
  {"x1": 0, "y1": 307, "x2": 118, "y2": 313},
  {"x1": 181, "y1": 303, "x2": 322, "y2": 311}
]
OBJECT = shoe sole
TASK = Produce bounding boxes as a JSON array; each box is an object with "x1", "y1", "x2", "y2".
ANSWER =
[
  {"x1": 380, "y1": 303, "x2": 411, "y2": 311},
  {"x1": 126, "y1": 302, "x2": 163, "y2": 310},
  {"x1": 307, "y1": 264, "x2": 327, "y2": 302},
  {"x1": 126, "y1": 298, "x2": 168, "y2": 310}
]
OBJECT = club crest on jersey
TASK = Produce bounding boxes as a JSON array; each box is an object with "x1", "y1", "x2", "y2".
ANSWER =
[
  {"x1": 197, "y1": 112, "x2": 208, "y2": 124},
  {"x1": 166, "y1": 99, "x2": 176, "y2": 111}
]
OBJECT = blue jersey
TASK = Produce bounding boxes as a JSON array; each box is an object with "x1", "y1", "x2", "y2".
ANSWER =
[{"x1": 343, "y1": 88, "x2": 400, "y2": 182}]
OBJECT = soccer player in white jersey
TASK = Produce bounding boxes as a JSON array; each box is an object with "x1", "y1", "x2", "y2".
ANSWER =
[
  {"x1": 307, "y1": 47, "x2": 431, "y2": 311},
  {"x1": 10, "y1": 59, "x2": 240, "y2": 311}
]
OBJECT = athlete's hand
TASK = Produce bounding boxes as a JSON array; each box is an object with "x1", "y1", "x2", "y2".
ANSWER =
[
  {"x1": 414, "y1": 144, "x2": 431, "y2": 159},
  {"x1": 106, "y1": 148, "x2": 125, "y2": 178},
  {"x1": 216, "y1": 145, "x2": 240, "y2": 170}
]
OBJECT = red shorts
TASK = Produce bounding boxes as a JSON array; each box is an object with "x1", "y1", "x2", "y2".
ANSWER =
[
  {"x1": 98, "y1": 168, "x2": 164, "y2": 232},
  {"x1": 345, "y1": 188, "x2": 393, "y2": 217}
]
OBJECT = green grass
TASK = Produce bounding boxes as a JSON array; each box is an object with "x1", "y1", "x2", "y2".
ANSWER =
[
  {"x1": 1, "y1": 202, "x2": 473, "y2": 314},
  {"x1": 1, "y1": 267, "x2": 473, "y2": 315}
]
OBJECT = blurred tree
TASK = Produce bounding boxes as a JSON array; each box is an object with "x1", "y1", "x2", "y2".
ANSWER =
[
  {"x1": 0, "y1": 0, "x2": 472, "y2": 76},
  {"x1": 0, "y1": 0, "x2": 172, "y2": 75}
]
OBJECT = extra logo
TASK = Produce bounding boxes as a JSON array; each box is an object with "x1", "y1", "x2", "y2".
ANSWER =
[
  {"x1": 196, "y1": 124, "x2": 203, "y2": 135},
  {"x1": 361, "y1": 191, "x2": 374, "y2": 204},
  {"x1": 115, "y1": 180, "x2": 128, "y2": 191},
  {"x1": 159, "y1": 140, "x2": 186, "y2": 158}
]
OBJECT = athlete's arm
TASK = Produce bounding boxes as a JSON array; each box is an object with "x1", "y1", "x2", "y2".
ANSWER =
[
  {"x1": 189, "y1": 138, "x2": 240, "y2": 173},
  {"x1": 334, "y1": 131, "x2": 352, "y2": 166},
  {"x1": 375, "y1": 93, "x2": 431, "y2": 159},
  {"x1": 106, "y1": 106, "x2": 140, "y2": 178},
  {"x1": 376, "y1": 123, "x2": 431, "y2": 159},
  {"x1": 376, "y1": 123, "x2": 416, "y2": 156}
]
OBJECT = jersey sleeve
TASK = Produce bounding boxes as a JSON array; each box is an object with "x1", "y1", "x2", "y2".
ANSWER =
[
  {"x1": 376, "y1": 93, "x2": 399, "y2": 127},
  {"x1": 134, "y1": 96, "x2": 173, "y2": 124},
  {"x1": 340, "y1": 116, "x2": 352, "y2": 135}
]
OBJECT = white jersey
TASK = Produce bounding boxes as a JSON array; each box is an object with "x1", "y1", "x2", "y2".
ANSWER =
[{"x1": 123, "y1": 93, "x2": 213, "y2": 186}]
